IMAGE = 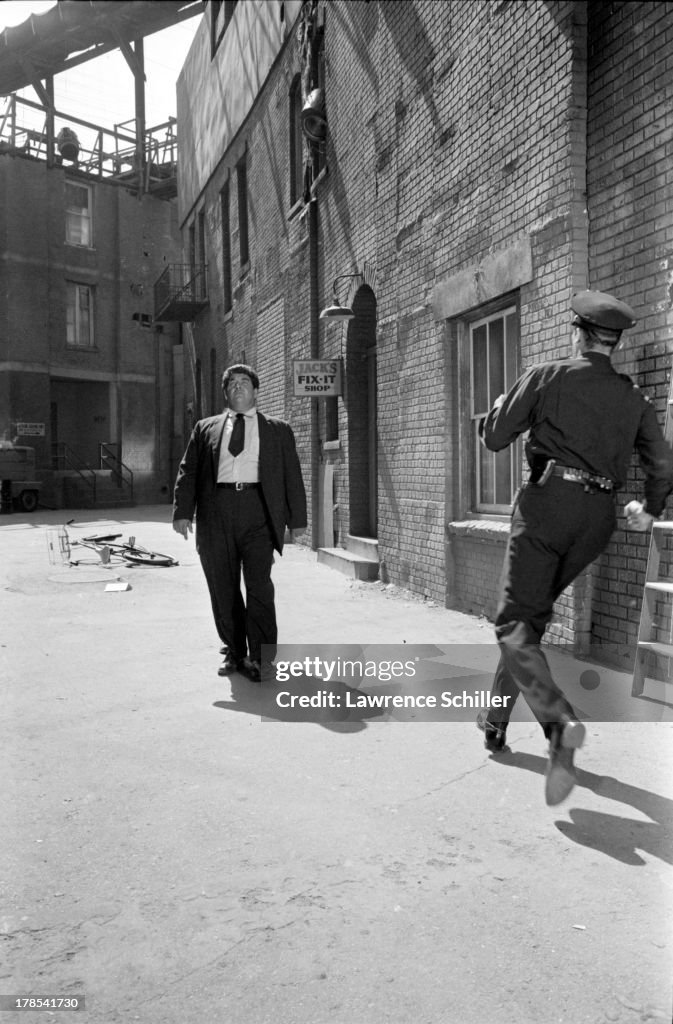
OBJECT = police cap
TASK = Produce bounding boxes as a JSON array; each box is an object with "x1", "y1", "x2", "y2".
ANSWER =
[{"x1": 571, "y1": 290, "x2": 637, "y2": 331}]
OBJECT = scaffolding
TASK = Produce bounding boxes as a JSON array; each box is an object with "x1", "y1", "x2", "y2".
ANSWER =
[{"x1": 0, "y1": 94, "x2": 178, "y2": 197}]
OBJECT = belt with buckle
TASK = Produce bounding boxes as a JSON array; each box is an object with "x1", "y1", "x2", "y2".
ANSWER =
[
  {"x1": 217, "y1": 481, "x2": 259, "y2": 491},
  {"x1": 552, "y1": 465, "x2": 615, "y2": 492}
]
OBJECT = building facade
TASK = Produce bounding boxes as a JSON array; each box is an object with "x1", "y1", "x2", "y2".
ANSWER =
[
  {"x1": 0, "y1": 148, "x2": 183, "y2": 507},
  {"x1": 173, "y1": 0, "x2": 673, "y2": 666}
]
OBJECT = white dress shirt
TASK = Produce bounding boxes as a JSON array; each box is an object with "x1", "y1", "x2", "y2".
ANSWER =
[{"x1": 217, "y1": 409, "x2": 260, "y2": 483}]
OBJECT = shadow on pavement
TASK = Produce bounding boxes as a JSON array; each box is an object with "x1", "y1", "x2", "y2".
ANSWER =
[
  {"x1": 213, "y1": 673, "x2": 387, "y2": 733},
  {"x1": 491, "y1": 749, "x2": 673, "y2": 866}
]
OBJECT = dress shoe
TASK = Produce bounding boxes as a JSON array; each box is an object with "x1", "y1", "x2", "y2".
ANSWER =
[
  {"x1": 242, "y1": 657, "x2": 262, "y2": 682},
  {"x1": 476, "y1": 710, "x2": 508, "y2": 753},
  {"x1": 545, "y1": 717, "x2": 586, "y2": 806},
  {"x1": 218, "y1": 654, "x2": 241, "y2": 676}
]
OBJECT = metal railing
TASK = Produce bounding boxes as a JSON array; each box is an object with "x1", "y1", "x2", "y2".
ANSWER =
[
  {"x1": 0, "y1": 94, "x2": 177, "y2": 193},
  {"x1": 99, "y1": 443, "x2": 134, "y2": 499},
  {"x1": 51, "y1": 443, "x2": 97, "y2": 503},
  {"x1": 154, "y1": 263, "x2": 208, "y2": 320}
]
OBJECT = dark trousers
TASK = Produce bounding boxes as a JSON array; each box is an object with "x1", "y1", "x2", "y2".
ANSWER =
[
  {"x1": 199, "y1": 487, "x2": 276, "y2": 662},
  {"x1": 487, "y1": 477, "x2": 616, "y2": 736}
]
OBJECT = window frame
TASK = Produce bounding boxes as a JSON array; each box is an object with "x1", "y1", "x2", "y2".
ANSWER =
[
  {"x1": 65, "y1": 180, "x2": 93, "y2": 248},
  {"x1": 220, "y1": 178, "x2": 232, "y2": 313},
  {"x1": 197, "y1": 209, "x2": 207, "y2": 300},
  {"x1": 466, "y1": 301, "x2": 521, "y2": 515},
  {"x1": 66, "y1": 281, "x2": 95, "y2": 349},
  {"x1": 236, "y1": 150, "x2": 250, "y2": 272}
]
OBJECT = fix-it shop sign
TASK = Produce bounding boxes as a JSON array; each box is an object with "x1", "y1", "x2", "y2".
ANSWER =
[{"x1": 292, "y1": 359, "x2": 343, "y2": 396}]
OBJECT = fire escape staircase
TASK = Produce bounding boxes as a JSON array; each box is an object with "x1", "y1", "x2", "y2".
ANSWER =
[{"x1": 154, "y1": 263, "x2": 208, "y2": 322}]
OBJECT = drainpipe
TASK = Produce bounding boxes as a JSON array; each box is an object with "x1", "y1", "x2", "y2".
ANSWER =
[{"x1": 308, "y1": 195, "x2": 320, "y2": 551}]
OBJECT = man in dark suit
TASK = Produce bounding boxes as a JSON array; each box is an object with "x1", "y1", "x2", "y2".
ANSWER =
[{"x1": 173, "y1": 364, "x2": 307, "y2": 681}]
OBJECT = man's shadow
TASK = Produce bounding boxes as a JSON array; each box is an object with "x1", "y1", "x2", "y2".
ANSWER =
[
  {"x1": 213, "y1": 673, "x2": 388, "y2": 733},
  {"x1": 491, "y1": 749, "x2": 673, "y2": 866},
  {"x1": 213, "y1": 643, "x2": 449, "y2": 733}
]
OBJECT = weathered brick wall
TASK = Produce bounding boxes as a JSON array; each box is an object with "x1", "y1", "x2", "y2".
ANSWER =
[
  {"x1": 182, "y1": 0, "x2": 672, "y2": 658},
  {"x1": 585, "y1": 0, "x2": 673, "y2": 664},
  {"x1": 186, "y1": 12, "x2": 313, "y2": 520}
]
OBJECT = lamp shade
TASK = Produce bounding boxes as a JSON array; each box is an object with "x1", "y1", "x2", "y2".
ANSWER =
[
  {"x1": 56, "y1": 126, "x2": 80, "y2": 161},
  {"x1": 301, "y1": 88, "x2": 327, "y2": 143},
  {"x1": 319, "y1": 303, "x2": 355, "y2": 321}
]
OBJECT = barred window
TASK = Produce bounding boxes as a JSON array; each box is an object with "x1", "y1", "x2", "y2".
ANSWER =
[{"x1": 470, "y1": 306, "x2": 519, "y2": 511}]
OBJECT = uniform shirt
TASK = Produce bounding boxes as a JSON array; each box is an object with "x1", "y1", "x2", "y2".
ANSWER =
[
  {"x1": 217, "y1": 408, "x2": 260, "y2": 483},
  {"x1": 481, "y1": 351, "x2": 673, "y2": 516}
]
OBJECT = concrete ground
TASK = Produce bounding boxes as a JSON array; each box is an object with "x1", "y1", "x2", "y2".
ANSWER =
[{"x1": 2, "y1": 504, "x2": 672, "y2": 1024}]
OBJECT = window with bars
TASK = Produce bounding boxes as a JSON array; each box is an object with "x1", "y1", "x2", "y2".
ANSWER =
[
  {"x1": 66, "y1": 282, "x2": 94, "y2": 348},
  {"x1": 470, "y1": 306, "x2": 519, "y2": 512},
  {"x1": 65, "y1": 181, "x2": 92, "y2": 247}
]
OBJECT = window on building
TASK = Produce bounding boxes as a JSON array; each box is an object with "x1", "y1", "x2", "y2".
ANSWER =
[
  {"x1": 470, "y1": 305, "x2": 519, "y2": 512},
  {"x1": 66, "y1": 282, "x2": 94, "y2": 348},
  {"x1": 65, "y1": 181, "x2": 92, "y2": 247},
  {"x1": 310, "y1": 27, "x2": 326, "y2": 181},
  {"x1": 221, "y1": 179, "x2": 232, "y2": 313},
  {"x1": 197, "y1": 209, "x2": 207, "y2": 300},
  {"x1": 237, "y1": 152, "x2": 249, "y2": 270},
  {"x1": 211, "y1": 0, "x2": 238, "y2": 57},
  {"x1": 289, "y1": 75, "x2": 304, "y2": 207},
  {"x1": 188, "y1": 220, "x2": 196, "y2": 282}
]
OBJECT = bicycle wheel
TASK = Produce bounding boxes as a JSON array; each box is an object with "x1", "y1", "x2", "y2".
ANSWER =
[{"x1": 122, "y1": 550, "x2": 178, "y2": 567}]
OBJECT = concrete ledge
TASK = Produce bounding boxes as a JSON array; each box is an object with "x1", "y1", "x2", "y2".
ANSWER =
[
  {"x1": 448, "y1": 519, "x2": 510, "y2": 542},
  {"x1": 345, "y1": 534, "x2": 379, "y2": 561},
  {"x1": 317, "y1": 547, "x2": 379, "y2": 581}
]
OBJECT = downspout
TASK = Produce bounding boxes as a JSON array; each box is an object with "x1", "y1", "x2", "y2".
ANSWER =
[{"x1": 308, "y1": 195, "x2": 320, "y2": 551}]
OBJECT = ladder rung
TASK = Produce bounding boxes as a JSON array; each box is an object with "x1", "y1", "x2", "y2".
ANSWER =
[
  {"x1": 637, "y1": 641, "x2": 673, "y2": 659},
  {"x1": 644, "y1": 582, "x2": 673, "y2": 594},
  {"x1": 652, "y1": 520, "x2": 673, "y2": 530}
]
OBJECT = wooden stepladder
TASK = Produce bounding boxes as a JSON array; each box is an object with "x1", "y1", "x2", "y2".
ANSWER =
[{"x1": 631, "y1": 370, "x2": 673, "y2": 696}]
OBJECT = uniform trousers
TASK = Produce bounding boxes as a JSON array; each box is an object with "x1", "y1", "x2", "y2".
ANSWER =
[
  {"x1": 198, "y1": 487, "x2": 276, "y2": 663},
  {"x1": 486, "y1": 477, "x2": 616, "y2": 735}
]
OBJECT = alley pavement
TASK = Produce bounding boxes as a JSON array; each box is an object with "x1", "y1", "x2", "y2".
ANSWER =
[{"x1": 2, "y1": 505, "x2": 672, "y2": 1024}]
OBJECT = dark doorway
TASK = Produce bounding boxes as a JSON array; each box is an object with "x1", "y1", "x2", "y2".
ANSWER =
[{"x1": 346, "y1": 285, "x2": 377, "y2": 538}]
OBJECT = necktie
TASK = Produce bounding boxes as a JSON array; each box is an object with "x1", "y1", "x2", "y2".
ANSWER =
[{"x1": 228, "y1": 413, "x2": 245, "y2": 457}]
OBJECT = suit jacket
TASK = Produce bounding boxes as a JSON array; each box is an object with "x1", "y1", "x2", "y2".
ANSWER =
[{"x1": 173, "y1": 410, "x2": 307, "y2": 553}]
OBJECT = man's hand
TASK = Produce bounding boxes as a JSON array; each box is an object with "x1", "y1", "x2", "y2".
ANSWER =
[
  {"x1": 173, "y1": 519, "x2": 193, "y2": 540},
  {"x1": 624, "y1": 501, "x2": 654, "y2": 532},
  {"x1": 291, "y1": 527, "x2": 306, "y2": 541}
]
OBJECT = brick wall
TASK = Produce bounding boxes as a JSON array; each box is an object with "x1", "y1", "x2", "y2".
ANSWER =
[
  {"x1": 180, "y1": 0, "x2": 672, "y2": 658},
  {"x1": 0, "y1": 153, "x2": 181, "y2": 501},
  {"x1": 585, "y1": 0, "x2": 673, "y2": 664}
]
